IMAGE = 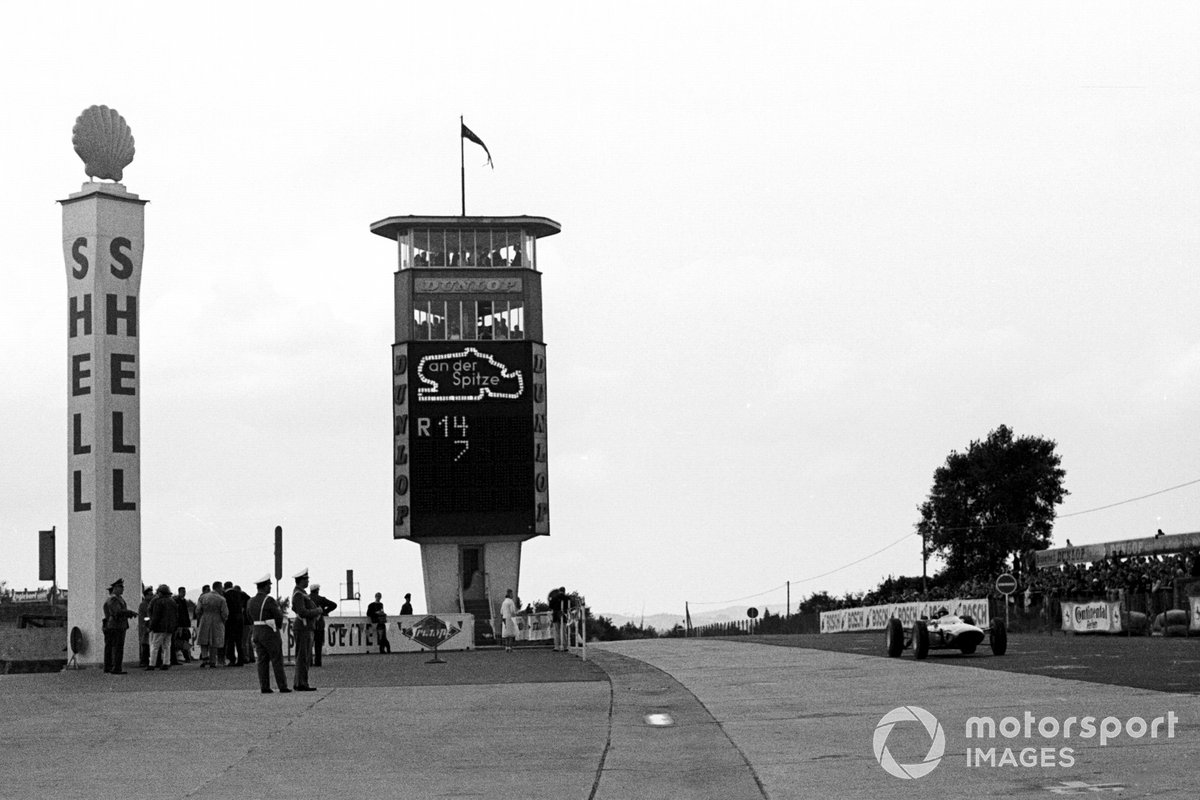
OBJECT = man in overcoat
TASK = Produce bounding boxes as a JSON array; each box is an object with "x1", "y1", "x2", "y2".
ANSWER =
[{"x1": 195, "y1": 584, "x2": 229, "y2": 668}]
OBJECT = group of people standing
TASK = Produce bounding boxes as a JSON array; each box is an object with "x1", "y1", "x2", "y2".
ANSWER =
[
  {"x1": 137, "y1": 579, "x2": 262, "y2": 670},
  {"x1": 365, "y1": 591, "x2": 412, "y2": 654},
  {"x1": 100, "y1": 580, "x2": 197, "y2": 673},
  {"x1": 100, "y1": 570, "x2": 341, "y2": 685},
  {"x1": 497, "y1": 586, "x2": 575, "y2": 652}
]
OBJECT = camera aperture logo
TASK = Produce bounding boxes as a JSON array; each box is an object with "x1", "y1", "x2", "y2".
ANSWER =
[
  {"x1": 873, "y1": 707, "x2": 1179, "y2": 777},
  {"x1": 874, "y1": 706, "x2": 946, "y2": 779}
]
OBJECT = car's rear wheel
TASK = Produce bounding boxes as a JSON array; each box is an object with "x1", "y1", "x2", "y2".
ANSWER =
[
  {"x1": 886, "y1": 618, "x2": 904, "y2": 657},
  {"x1": 913, "y1": 621, "x2": 929, "y2": 660},
  {"x1": 989, "y1": 619, "x2": 1008, "y2": 656}
]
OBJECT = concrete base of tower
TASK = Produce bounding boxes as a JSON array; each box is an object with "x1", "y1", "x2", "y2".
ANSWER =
[{"x1": 419, "y1": 539, "x2": 523, "y2": 620}]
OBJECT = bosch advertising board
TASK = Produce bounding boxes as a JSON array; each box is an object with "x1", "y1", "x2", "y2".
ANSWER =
[{"x1": 392, "y1": 341, "x2": 548, "y2": 539}]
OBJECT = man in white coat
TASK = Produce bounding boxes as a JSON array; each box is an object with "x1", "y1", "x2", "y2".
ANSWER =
[{"x1": 500, "y1": 589, "x2": 518, "y2": 652}]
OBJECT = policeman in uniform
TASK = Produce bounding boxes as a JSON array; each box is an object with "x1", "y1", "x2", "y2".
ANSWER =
[
  {"x1": 246, "y1": 574, "x2": 290, "y2": 694},
  {"x1": 290, "y1": 568, "x2": 322, "y2": 691},
  {"x1": 102, "y1": 578, "x2": 137, "y2": 674}
]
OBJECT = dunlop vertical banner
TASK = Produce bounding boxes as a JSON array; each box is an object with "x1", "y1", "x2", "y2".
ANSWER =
[
  {"x1": 393, "y1": 343, "x2": 411, "y2": 539},
  {"x1": 531, "y1": 342, "x2": 549, "y2": 535}
]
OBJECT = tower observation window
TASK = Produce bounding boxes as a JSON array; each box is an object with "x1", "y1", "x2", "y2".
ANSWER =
[
  {"x1": 406, "y1": 229, "x2": 530, "y2": 269},
  {"x1": 412, "y1": 300, "x2": 524, "y2": 341}
]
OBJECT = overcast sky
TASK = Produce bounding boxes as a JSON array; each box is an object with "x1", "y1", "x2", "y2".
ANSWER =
[{"x1": 2, "y1": 2, "x2": 1199, "y2": 619}]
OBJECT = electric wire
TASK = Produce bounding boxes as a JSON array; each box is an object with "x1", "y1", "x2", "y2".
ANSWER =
[
  {"x1": 687, "y1": 582, "x2": 790, "y2": 606},
  {"x1": 688, "y1": 474, "x2": 1200, "y2": 608},
  {"x1": 789, "y1": 530, "x2": 917, "y2": 584},
  {"x1": 688, "y1": 532, "x2": 917, "y2": 606},
  {"x1": 1056, "y1": 476, "x2": 1200, "y2": 519}
]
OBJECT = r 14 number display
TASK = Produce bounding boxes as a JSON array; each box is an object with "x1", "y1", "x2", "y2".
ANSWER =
[{"x1": 418, "y1": 415, "x2": 469, "y2": 462}]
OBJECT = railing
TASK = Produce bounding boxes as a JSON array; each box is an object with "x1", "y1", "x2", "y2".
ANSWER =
[
  {"x1": 692, "y1": 618, "x2": 762, "y2": 637},
  {"x1": 484, "y1": 571, "x2": 497, "y2": 639},
  {"x1": 691, "y1": 612, "x2": 822, "y2": 637},
  {"x1": 567, "y1": 603, "x2": 588, "y2": 660},
  {"x1": 993, "y1": 588, "x2": 1197, "y2": 634}
]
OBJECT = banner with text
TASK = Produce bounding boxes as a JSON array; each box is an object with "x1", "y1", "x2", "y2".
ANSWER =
[
  {"x1": 513, "y1": 611, "x2": 554, "y2": 641},
  {"x1": 819, "y1": 598, "x2": 990, "y2": 633},
  {"x1": 285, "y1": 614, "x2": 475, "y2": 654},
  {"x1": 1060, "y1": 600, "x2": 1123, "y2": 633}
]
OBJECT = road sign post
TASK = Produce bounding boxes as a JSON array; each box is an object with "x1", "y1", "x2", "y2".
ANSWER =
[{"x1": 996, "y1": 573, "x2": 1017, "y2": 627}]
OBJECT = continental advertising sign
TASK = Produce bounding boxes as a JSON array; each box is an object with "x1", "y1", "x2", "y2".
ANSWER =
[{"x1": 1060, "y1": 600, "x2": 1123, "y2": 634}]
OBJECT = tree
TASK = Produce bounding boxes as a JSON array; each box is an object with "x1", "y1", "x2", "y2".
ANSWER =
[
  {"x1": 798, "y1": 591, "x2": 838, "y2": 615},
  {"x1": 916, "y1": 424, "x2": 1067, "y2": 583},
  {"x1": 588, "y1": 614, "x2": 621, "y2": 641}
]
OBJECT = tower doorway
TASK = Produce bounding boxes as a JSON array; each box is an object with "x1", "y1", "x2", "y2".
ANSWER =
[{"x1": 461, "y1": 546, "x2": 485, "y2": 602}]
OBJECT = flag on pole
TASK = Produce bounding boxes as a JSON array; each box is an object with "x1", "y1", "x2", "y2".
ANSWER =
[
  {"x1": 461, "y1": 122, "x2": 494, "y2": 169},
  {"x1": 685, "y1": 602, "x2": 692, "y2": 636}
]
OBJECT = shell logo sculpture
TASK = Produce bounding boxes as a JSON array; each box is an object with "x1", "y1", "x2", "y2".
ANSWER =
[{"x1": 72, "y1": 105, "x2": 135, "y2": 182}]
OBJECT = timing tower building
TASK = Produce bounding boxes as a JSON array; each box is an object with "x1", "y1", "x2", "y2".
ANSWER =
[{"x1": 371, "y1": 216, "x2": 559, "y2": 638}]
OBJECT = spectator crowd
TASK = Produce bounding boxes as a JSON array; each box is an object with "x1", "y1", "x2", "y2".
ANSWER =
[{"x1": 824, "y1": 551, "x2": 1200, "y2": 612}]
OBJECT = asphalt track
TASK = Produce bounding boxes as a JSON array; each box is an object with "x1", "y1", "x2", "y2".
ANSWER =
[
  {"x1": 737, "y1": 630, "x2": 1200, "y2": 694},
  {"x1": 0, "y1": 634, "x2": 1197, "y2": 799}
]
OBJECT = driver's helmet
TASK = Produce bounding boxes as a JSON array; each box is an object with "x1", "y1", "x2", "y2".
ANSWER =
[{"x1": 934, "y1": 606, "x2": 950, "y2": 618}]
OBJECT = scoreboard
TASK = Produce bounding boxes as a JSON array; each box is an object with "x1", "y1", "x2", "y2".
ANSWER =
[{"x1": 392, "y1": 341, "x2": 548, "y2": 539}]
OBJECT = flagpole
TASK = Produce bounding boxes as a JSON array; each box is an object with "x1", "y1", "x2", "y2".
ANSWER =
[{"x1": 460, "y1": 115, "x2": 466, "y2": 216}]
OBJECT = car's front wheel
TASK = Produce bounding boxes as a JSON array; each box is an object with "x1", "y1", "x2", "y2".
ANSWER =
[
  {"x1": 989, "y1": 619, "x2": 1008, "y2": 656},
  {"x1": 913, "y1": 621, "x2": 929, "y2": 659}
]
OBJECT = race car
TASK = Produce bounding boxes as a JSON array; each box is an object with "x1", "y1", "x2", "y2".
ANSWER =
[{"x1": 885, "y1": 610, "x2": 1007, "y2": 659}]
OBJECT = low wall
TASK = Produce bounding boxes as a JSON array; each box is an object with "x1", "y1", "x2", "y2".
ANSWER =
[
  {"x1": 0, "y1": 628, "x2": 67, "y2": 672},
  {"x1": 819, "y1": 598, "x2": 990, "y2": 633},
  {"x1": 287, "y1": 614, "x2": 476, "y2": 654}
]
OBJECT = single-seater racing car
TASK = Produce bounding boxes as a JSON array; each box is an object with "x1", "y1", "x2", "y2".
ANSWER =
[{"x1": 885, "y1": 609, "x2": 1006, "y2": 659}]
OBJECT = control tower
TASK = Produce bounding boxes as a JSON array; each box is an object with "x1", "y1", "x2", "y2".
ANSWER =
[{"x1": 370, "y1": 216, "x2": 560, "y2": 638}]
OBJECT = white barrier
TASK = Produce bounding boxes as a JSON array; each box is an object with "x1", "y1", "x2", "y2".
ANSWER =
[
  {"x1": 819, "y1": 598, "x2": 990, "y2": 633},
  {"x1": 513, "y1": 611, "x2": 554, "y2": 641},
  {"x1": 1060, "y1": 600, "x2": 1122, "y2": 633},
  {"x1": 286, "y1": 614, "x2": 476, "y2": 655},
  {"x1": 567, "y1": 605, "x2": 588, "y2": 660}
]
